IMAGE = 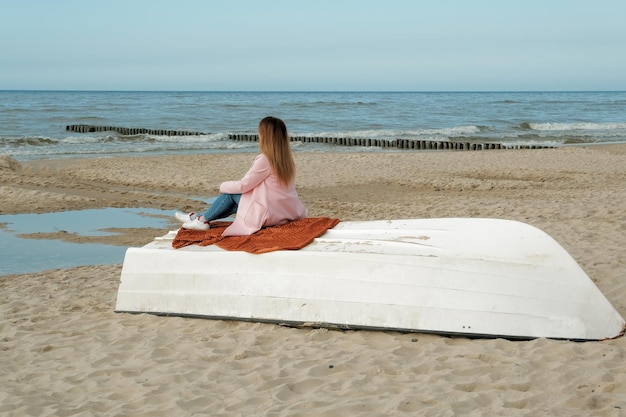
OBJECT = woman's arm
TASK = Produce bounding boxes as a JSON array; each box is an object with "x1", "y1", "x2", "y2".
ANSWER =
[{"x1": 219, "y1": 154, "x2": 271, "y2": 194}]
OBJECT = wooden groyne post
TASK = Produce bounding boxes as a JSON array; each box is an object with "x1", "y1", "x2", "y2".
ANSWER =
[
  {"x1": 227, "y1": 134, "x2": 555, "y2": 151},
  {"x1": 66, "y1": 124, "x2": 205, "y2": 136},
  {"x1": 66, "y1": 125, "x2": 555, "y2": 150}
]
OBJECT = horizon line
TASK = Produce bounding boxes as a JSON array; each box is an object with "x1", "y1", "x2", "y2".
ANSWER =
[{"x1": 2, "y1": 89, "x2": 626, "y2": 94}]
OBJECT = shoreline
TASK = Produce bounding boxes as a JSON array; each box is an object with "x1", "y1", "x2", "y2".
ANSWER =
[{"x1": 2, "y1": 145, "x2": 626, "y2": 415}]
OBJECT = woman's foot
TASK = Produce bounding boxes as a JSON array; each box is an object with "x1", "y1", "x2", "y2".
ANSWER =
[
  {"x1": 174, "y1": 212, "x2": 198, "y2": 223},
  {"x1": 182, "y1": 218, "x2": 211, "y2": 231}
]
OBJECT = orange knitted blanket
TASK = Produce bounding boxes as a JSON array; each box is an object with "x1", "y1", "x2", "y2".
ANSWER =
[{"x1": 172, "y1": 217, "x2": 341, "y2": 254}]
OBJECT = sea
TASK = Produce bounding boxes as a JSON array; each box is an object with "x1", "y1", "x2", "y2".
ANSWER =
[{"x1": 1, "y1": 90, "x2": 626, "y2": 160}]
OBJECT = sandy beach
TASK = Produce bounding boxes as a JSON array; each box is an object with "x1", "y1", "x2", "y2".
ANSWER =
[{"x1": 1, "y1": 146, "x2": 626, "y2": 416}]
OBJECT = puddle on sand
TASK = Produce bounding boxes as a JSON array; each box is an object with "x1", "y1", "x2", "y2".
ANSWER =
[{"x1": 0, "y1": 208, "x2": 175, "y2": 275}]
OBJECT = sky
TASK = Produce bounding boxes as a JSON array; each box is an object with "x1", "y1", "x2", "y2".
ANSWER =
[{"x1": 1, "y1": 0, "x2": 625, "y2": 91}]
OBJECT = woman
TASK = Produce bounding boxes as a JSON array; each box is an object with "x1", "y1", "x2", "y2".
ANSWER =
[{"x1": 175, "y1": 116, "x2": 307, "y2": 236}]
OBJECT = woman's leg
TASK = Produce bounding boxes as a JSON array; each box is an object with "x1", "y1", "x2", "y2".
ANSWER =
[{"x1": 201, "y1": 193, "x2": 241, "y2": 222}]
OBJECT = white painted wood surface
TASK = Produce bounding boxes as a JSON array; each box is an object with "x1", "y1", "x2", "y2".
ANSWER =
[{"x1": 115, "y1": 218, "x2": 625, "y2": 340}]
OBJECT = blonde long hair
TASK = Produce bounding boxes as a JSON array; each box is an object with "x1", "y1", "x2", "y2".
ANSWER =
[{"x1": 258, "y1": 116, "x2": 296, "y2": 185}]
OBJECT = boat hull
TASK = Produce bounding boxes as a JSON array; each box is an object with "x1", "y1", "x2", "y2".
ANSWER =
[{"x1": 116, "y1": 218, "x2": 625, "y2": 340}]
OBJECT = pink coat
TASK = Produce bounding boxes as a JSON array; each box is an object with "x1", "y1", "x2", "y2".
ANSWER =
[{"x1": 219, "y1": 153, "x2": 307, "y2": 236}]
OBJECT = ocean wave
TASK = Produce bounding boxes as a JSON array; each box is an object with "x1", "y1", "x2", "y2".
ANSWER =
[
  {"x1": 73, "y1": 116, "x2": 111, "y2": 123},
  {"x1": 294, "y1": 125, "x2": 484, "y2": 140},
  {"x1": 289, "y1": 100, "x2": 378, "y2": 109},
  {"x1": 220, "y1": 104, "x2": 247, "y2": 109},
  {"x1": 533, "y1": 121, "x2": 626, "y2": 131},
  {"x1": 420, "y1": 125, "x2": 483, "y2": 136},
  {"x1": 101, "y1": 135, "x2": 156, "y2": 143},
  {"x1": 2, "y1": 137, "x2": 60, "y2": 147},
  {"x1": 518, "y1": 121, "x2": 626, "y2": 131}
]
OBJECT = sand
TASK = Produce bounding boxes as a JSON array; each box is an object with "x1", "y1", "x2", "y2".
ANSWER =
[{"x1": 1, "y1": 146, "x2": 625, "y2": 416}]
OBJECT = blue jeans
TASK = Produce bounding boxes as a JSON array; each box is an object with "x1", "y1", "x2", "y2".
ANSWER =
[{"x1": 201, "y1": 193, "x2": 241, "y2": 222}]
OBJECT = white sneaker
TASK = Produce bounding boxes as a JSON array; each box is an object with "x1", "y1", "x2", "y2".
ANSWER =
[
  {"x1": 182, "y1": 218, "x2": 210, "y2": 231},
  {"x1": 175, "y1": 211, "x2": 198, "y2": 223}
]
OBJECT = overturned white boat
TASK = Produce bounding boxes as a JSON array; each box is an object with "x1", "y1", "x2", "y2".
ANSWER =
[{"x1": 116, "y1": 218, "x2": 624, "y2": 340}]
